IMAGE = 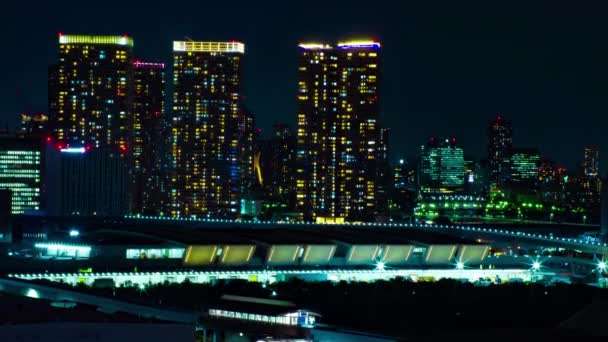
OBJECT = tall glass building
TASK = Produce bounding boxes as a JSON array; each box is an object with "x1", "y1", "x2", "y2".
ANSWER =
[
  {"x1": 487, "y1": 115, "x2": 513, "y2": 185},
  {"x1": 295, "y1": 40, "x2": 382, "y2": 222},
  {"x1": 0, "y1": 134, "x2": 43, "y2": 214},
  {"x1": 170, "y1": 41, "x2": 247, "y2": 218},
  {"x1": 49, "y1": 34, "x2": 133, "y2": 153},
  {"x1": 131, "y1": 61, "x2": 166, "y2": 215}
]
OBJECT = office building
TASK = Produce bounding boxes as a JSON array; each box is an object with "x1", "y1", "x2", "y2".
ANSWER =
[
  {"x1": 258, "y1": 124, "x2": 297, "y2": 216},
  {"x1": 584, "y1": 146, "x2": 600, "y2": 178},
  {"x1": 49, "y1": 34, "x2": 133, "y2": 153},
  {"x1": 296, "y1": 40, "x2": 382, "y2": 222},
  {"x1": 487, "y1": 115, "x2": 512, "y2": 185},
  {"x1": 0, "y1": 134, "x2": 44, "y2": 214},
  {"x1": 376, "y1": 128, "x2": 391, "y2": 217},
  {"x1": 240, "y1": 108, "x2": 257, "y2": 197},
  {"x1": 510, "y1": 148, "x2": 540, "y2": 184},
  {"x1": 170, "y1": 41, "x2": 247, "y2": 218},
  {"x1": 419, "y1": 137, "x2": 465, "y2": 192},
  {"x1": 130, "y1": 60, "x2": 166, "y2": 215},
  {"x1": 0, "y1": 190, "x2": 10, "y2": 242},
  {"x1": 47, "y1": 146, "x2": 128, "y2": 217},
  {"x1": 538, "y1": 159, "x2": 557, "y2": 185}
]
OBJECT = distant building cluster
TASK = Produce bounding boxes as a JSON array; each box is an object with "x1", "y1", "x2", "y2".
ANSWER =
[{"x1": 0, "y1": 34, "x2": 601, "y2": 224}]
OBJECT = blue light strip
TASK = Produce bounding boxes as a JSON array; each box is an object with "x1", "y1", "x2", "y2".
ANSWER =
[{"x1": 60, "y1": 147, "x2": 86, "y2": 154}]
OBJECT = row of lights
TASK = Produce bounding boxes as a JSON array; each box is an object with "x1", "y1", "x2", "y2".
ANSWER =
[
  {"x1": 10, "y1": 266, "x2": 536, "y2": 280},
  {"x1": 124, "y1": 215, "x2": 608, "y2": 248}
]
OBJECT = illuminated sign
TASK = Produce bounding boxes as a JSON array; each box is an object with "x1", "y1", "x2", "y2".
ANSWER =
[
  {"x1": 58, "y1": 35, "x2": 134, "y2": 47},
  {"x1": 173, "y1": 41, "x2": 245, "y2": 53},
  {"x1": 298, "y1": 43, "x2": 331, "y2": 50}
]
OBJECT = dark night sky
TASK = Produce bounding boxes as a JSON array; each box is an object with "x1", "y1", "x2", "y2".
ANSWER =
[{"x1": 2, "y1": 1, "x2": 607, "y2": 170}]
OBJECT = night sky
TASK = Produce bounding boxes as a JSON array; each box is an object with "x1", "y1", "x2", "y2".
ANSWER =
[{"x1": 2, "y1": 2, "x2": 607, "y2": 170}]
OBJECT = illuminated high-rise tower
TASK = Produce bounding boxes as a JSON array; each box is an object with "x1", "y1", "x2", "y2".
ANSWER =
[
  {"x1": 296, "y1": 40, "x2": 381, "y2": 222},
  {"x1": 487, "y1": 115, "x2": 513, "y2": 185},
  {"x1": 49, "y1": 34, "x2": 134, "y2": 153},
  {"x1": 584, "y1": 146, "x2": 600, "y2": 178},
  {"x1": 130, "y1": 61, "x2": 166, "y2": 215},
  {"x1": 171, "y1": 41, "x2": 246, "y2": 218},
  {"x1": 581, "y1": 146, "x2": 601, "y2": 202}
]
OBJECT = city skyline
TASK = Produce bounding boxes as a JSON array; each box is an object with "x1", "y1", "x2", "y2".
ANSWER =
[
  {"x1": 2, "y1": 1, "x2": 608, "y2": 171},
  {"x1": 1, "y1": 4, "x2": 608, "y2": 341}
]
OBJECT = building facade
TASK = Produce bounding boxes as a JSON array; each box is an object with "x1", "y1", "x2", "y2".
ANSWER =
[
  {"x1": 295, "y1": 40, "x2": 382, "y2": 222},
  {"x1": 584, "y1": 146, "x2": 600, "y2": 178},
  {"x1": 170, "y1": 41, "x2": 246, "y2": 218},
  {"x1": 47, "y1": 146, "x2": 128, "y2": 217},
  {"x1": 130, "y1": 61, "x2": 166, "y2": 215},
  {"x1": 509, "y1": 148, "x2": 540, "y2": 185},
  {"x1": 0, "y1": 134, "x2": 44, "y2": 214},
  {"x1": 49, "y1": 34, "x2": 134, "y2": 153},
  {"x1": 258, "y1": 124, "x2": 296, "y2": 217},
  {"x1": 487, "y1": 115, "x2": 513, "y2": 185},
  {"x1": 419, "y1": 137, "x2": 465, "y2": 193}
]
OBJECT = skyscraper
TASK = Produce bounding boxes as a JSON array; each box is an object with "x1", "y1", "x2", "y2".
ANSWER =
[
  {"x1": 259, "y1": 123, "x2": 296, "y2": 214},
  {"x1": 240, "y1": 108, "x2": 256, "y2": 198},
  {"x1": 130, "y1": 61, "x2": 166, "y2": 215},
  {"x1": 419, "y1": 137, "x2": 465, "y2": 192},
  {"x1": 581, "y1": 146, "x2": 601, "y2": 208},
  {"x1": 487, "y1": 115, "x2": 513, "y2": 185},
  {"x1": 49, "y1": 34, "x2": 133, "y2": 153},
  {"x1": 376, "y1": 127, "x2": 391, "y2": 217},
  {"x1": 584, "y1": 146, "x2": 599, "y2": 178},
  {"x1": 170, "y1": 41, "x2": 246, "y2": 218},
  {"x1": 295, "y1": 40, "x2": 382, "y2": 222}
]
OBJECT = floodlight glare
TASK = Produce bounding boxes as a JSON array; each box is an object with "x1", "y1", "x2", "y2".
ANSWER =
[
  {"x1": 456, "y1": 261, "x2": 465, "y2": 270},
  {"x1": 375, "y1": 261, "x2": 386, "y2": 271},
  {"x1": 532, "y1": 261, "x2": 541, "y2": 271}
]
